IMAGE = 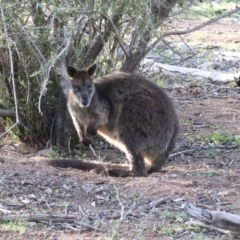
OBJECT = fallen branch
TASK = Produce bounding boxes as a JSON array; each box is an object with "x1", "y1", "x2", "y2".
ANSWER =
[
  {"x1": 143, "y1": 59, "x2": 240, "y2": 83},
  {"x1": 185, "y1": 203, "x2": 240, "y2": 234},
  {"x1": 0, "y1": 109, "x2": 16, "y2": 118}
]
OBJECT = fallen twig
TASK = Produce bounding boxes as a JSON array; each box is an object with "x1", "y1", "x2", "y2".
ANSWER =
[
  {"x1": 0, "y1": 213, "x2": 77, "y2": 222},
  {"x1": 0, "y1": 207, "x2": 12, "y2": 214},
  {"x1": 148, "y1": 197, "x2": 169, "y2": 209},
  {"x1": 170, "y1": 144, "x2": 239, "y2": 158},
  {"x1": 0, "y1": 143, "x2": 18, "y2": 152}
]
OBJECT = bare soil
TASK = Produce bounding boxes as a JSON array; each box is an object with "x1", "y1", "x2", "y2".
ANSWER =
[{"x1": 1, "y1": 18, "x2": 240, "y2": 240}]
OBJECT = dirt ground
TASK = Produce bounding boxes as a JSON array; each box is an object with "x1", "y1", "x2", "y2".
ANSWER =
[{"x1": 1, "y1": 18, "x2": 240, "y2": 240}]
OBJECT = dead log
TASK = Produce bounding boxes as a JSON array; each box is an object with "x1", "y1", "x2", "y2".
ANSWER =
[
  {"x1": 185, "y1": 203, "x2": 240, "y2": 234},
  {"x1": 143, "y1": 59, "x2": 240, "y2": 83},
  {"x1": 0, "y1": 108, "x2": 16, "y2": 118}
]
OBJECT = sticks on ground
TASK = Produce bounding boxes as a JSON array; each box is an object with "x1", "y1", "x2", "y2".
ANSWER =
[{"x1": 0, "y1": 213, "x2": 101, "y2": 231}]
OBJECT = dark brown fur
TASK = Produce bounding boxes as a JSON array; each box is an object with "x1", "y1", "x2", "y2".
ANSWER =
[{"x1": 48, "y1": 64, "x2": 179, "y2": 177}]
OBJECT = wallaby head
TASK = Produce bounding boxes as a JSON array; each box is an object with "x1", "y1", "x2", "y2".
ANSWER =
[{"x1": 67, "y1": 64, "x2": 97, "y2": 107}]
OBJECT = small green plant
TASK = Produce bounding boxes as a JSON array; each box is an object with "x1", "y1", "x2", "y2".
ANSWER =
[
  {"x1": 74, "y1": 149, "x2": 87, "y2": 158},
  {"x1": 54, "y1": 189, "x2": 61, "y2": 197},
  {"x1": 235, "y1": 135, "x2": 240, "y2": 145},
  {"x1": 109, "y1": 190, "x2": 118, "y2": 199},
  {"x1": 57, "y1": 201, "x2": 67, "y2": 209},
  {"x1": 185, "y1": 224, "x2": 202, "y2": 233},
  {"x1": 106, "y1": 219, "x2": 121, "y2": 240},
  {"x1": 4, "y1": 118, "x2": 20, "y2": 140},
  {"x1": 156, "y1": 222, "x2": 203, "y2": 236},
  {"x1": 191, "y1": 233, "x2": 210, "y2": 240},
  {"x1": 181, "y1": 119, "x2": 192, "y2": 127},
  {"x1": 192, "y1": 132, "x2": 240, "y2": 148},
  {"x1": 0, "y1": 219, "x2": 26, "y2": 235},
  {"x1": 221, "y1": 43, "x2": 240, "y2": 52},
  {"x1": 195, "y1": 135, "x2": 208, "y2": 145},
  {"x1": 154, "y1": 77, "x2": 165, "y2": 87},
  {"x1": 226, "y1": 204, "x2": 237, "y2": 210},
  {"x1": 204, "y1": 171, "x2": 218, "y2": 178},
  {"x1": 207, "y1": 132, "x2": 234, "y2": 144},
  {"x1": 199, "y1": 148, "x2": 218, "y2": 157},
  {"x1": 186, "y1": 172, "x2": 201, "y2": 177},
  {"x1": 155, "y1": 225, "x2": 177, "y2": 236},
  {"x1": 161, "y1": 212, "x2": 188, "y2": 220}
]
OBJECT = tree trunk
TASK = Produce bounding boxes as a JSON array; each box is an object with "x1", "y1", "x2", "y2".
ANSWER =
[
  {"x1": 121, "y1": 0, "x2": 178, "y2": 73},
  {"x1": 121, "y1": 29, "x2": 151, "y2": 72},
  {"x1": 78, "y1": 7, "x2": 124, "y2": 68}
]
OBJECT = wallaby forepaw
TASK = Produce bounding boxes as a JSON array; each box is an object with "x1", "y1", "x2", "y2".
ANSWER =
[
  {"x1": 81, "y1": 137, "x2": 92, "y2": 146},
  {"x1": 87, "y1": 125, "x2": 97, "y2": 136}
]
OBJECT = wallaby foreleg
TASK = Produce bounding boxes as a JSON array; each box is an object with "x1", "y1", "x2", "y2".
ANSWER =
[{"x1": 70, "y1": 114, "x2": 92, "y2": 146}]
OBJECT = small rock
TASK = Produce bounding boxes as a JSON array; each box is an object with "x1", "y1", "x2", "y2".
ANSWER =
[
  {"x1": 21, "y1": 199, "x2": 31, "y2": 204},
  {"x1": 28, "y1": 194, "x2": 37, "y2": 199},
  {"x1": 198, "y1": 61, "x2": 215, "y2": 70},
  {"x1": 44, "y1": 188, "x2": 53, "y2": 194},
  {"x1": 62, "y1": 184, "x2": 70, "y2": 190},
  {"x1": 174, "y1": 227, "x2": 184, "y2": 234},
  {"x1": 26, "y1": 222, "x2": 37, "y2": 227}
]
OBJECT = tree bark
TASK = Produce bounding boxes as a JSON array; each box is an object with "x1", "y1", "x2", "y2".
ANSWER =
[
  {"x1": 121, "y1": 0, "x2": 178, "y2": 73},
  {"x1": 79, "y1": 7, "x2": 124, "y2": 68}
]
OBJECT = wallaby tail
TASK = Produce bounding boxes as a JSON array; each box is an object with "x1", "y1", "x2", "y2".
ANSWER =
[{"x1": 37, "y1": 158, "x2": 131, "y2": 177}]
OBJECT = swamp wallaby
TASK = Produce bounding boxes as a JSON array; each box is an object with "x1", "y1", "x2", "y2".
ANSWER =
[{"x1": 48, "y1": 64, "x2": 179, "y2": 177}]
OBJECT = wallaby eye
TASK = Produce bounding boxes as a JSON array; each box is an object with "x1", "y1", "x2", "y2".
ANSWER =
[
  {"x1": 74, "y1": 86, "x2": 80, "y2": 92},
  {"x1": 88, "y1": 86, "x2": 92, "y2": 91}
]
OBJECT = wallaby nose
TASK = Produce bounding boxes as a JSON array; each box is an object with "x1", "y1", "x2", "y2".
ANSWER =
[{"x1": 81, "y1": 97, "x2": 89, "y2": 107}]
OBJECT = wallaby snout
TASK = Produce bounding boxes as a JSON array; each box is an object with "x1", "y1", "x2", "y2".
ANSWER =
[
  {"x1": 70, "y1": 85, "x2": 94, "y2": 108},
  {"x1": 80, "y1": 95, "x2": 90, "y2": 107}
]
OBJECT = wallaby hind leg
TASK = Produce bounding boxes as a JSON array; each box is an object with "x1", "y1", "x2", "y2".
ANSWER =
[
  {"x1": 167, "y1": 124, "x2": 179, "y2": 153},
  {"x1": 126, "y1": 151, "x2": 147, "y2": 176},
  {"x1": 147, "y1": 151, "x2": 169, "y2": 174},
  {"x1": 148, "y1": 126, "x2": 179, "y2": 174}
]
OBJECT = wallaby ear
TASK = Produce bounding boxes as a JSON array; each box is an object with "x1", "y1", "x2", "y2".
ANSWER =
[
  {"x1": 67, "y1": 66, "x2": 77, "y2": 78},
  {"x1": 87, "y1": 63, "x2": 97, "y2": 76}
]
